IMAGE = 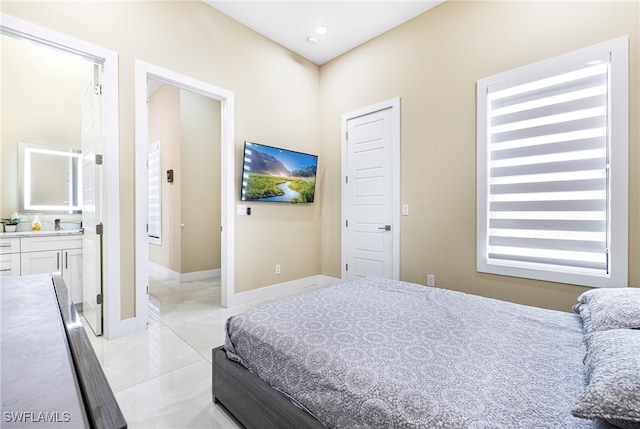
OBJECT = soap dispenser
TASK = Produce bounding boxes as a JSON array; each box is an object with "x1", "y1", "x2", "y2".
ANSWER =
[{"x1": 31, "y1": 215, "x2": 41, "y2": 231}]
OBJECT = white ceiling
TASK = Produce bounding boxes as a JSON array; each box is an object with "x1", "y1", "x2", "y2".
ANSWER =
[{"x1": 204, "y1": 1, "x2": 445, "y2": 65}]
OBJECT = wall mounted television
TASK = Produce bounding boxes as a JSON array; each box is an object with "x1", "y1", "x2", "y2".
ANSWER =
[{"x1": 241, "y1": 141, "x2": 318, "y2": 203}]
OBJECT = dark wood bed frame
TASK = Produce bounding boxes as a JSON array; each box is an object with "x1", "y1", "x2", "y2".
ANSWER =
[
  {"x1": 212, "y1": 346, "x2": 325, "y2": 429},
  {"x1": 53, "y1": 276, "x2": 127, "y2": 429}
]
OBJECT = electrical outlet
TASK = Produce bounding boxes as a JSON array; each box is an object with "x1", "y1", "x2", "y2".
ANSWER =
[
  {"x1": 427, "y1": 274, "x2": 435, "y2": 286},
  {"x1": 275, "y1": 264, "x2": 281, "y2": 275}
]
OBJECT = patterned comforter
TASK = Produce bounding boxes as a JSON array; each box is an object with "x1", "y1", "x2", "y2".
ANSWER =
[{"x1": 224, "y1": 277, "x2": 591, "y2": 428}]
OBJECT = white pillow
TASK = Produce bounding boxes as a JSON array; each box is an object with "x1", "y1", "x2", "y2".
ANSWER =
[
  {"x1": 572, "y1": 329, "x2": 640, "y2": 429},
  {"x1": 577, "y1": 288, "x2": 640, "y2": 331}
]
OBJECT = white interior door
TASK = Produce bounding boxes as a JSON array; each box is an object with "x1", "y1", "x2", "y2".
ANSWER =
[
  {"x1": 82, "y1": 63, "x2": 103, "y2": 336},
  {"x1": 346, "y1": 106, "x2": 396, "y2": 281}
]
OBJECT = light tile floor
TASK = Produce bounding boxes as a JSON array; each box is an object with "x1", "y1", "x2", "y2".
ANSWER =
[{"x1": 82, "y1": 272, "x2": 300, "y2": 429}]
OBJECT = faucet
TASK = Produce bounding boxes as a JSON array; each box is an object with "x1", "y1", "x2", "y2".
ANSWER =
[{"x1": 55, "y1": 219, "x2": 61, "y2": 231}]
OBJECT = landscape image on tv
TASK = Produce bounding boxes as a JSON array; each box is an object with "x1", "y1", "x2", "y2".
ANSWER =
[{"x1": 241, "y1": 141, "x2": 318, "y2": 203}]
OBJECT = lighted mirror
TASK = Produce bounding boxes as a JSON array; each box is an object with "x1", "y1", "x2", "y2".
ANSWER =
[{"x1": 19, "y1": 142, "x2": 82, "y2": 213}]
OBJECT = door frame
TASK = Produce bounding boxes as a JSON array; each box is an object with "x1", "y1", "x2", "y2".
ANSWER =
[
  {"x1": 341, "y1": 97, "x2": 401, "y2": 281},
  {"x1": 1, "y1": 14, "x2": 123, "y2": 338},
  {"x1": 134, "y1": 60, "x2": 235, "y2": 325}
]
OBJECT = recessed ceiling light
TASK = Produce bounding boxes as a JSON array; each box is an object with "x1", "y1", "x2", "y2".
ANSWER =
[
  {"x1": 315, "y1": 26, "x2": 328, "y2": 36},
  {"x1": 307, "y1": 36, "x2": 318, "y2": 45}
]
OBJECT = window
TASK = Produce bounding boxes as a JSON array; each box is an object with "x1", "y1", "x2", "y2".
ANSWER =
[
  {"x1": 148, "y1": 140, "x2": 162, "y2": 245},
  {"x1": 477, "y1": 37, "x2": 628, "y2": 288}
]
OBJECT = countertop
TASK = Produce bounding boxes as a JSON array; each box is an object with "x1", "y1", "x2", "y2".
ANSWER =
[
  {"x1": 0, "y1": 274, "x2": 89, "y2": 427},
  {"x1": 0, "y1": 274, "x2": 126, "y2": 428},
  {"x1": 0, "y1": 230, "x2": 83, "y2": 238}
]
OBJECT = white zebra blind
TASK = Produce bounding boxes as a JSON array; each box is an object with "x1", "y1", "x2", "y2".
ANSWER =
[
  {"x1": 477, "y1": 36, "x2": 629, "y2": 288},
  {"x1": 487, "y1": 62, "x2": 609, "y2": 274},
  {"x1": 148, "y1": 140, "x2": 161, "y2": 244}
]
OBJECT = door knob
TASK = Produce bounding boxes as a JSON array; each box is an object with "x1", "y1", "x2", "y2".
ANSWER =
[{"x1": 378, "y1": 225, "x2": 391, "y2": 231}]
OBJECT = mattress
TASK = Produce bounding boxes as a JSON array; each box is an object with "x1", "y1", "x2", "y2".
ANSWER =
[{"x1": 224, "y1": 277, "x2": 591, "y2": 428}]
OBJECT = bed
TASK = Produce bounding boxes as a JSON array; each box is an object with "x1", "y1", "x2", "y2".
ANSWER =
[{"x1": 213, "y1": 276, "x2": 640, "y2": 429}]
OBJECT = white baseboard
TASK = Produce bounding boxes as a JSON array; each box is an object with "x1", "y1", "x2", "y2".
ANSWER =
[
  {"x1": 148, "y1": 262, "x2": 220, "y2": 283},
  {"x1": 148, "y1": 262, "x2": 180, "y2": 282},
  {"x1": 180, "y1": 268, "x2": 221, "y2": 283},
  {"x1": 229, "y1": 274, "x2": 342, "y2": 308}
]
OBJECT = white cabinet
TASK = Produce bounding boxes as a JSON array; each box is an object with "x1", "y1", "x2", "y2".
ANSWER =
[
  {"x1": 63, "y1": 248, "x2": 83, "y2": 304},
  {"x1": 0, "y1": 237, "x2": 21, "y2": 277},
  {"x1": 20, "y1": 235, "x2": 83, "y2": 304},
  {"x1": 0, "y1": 233, "x2": 83, "y2": 304},
  {"x1": 20, "y1": 249, "x2": 61, "y2": 275}
]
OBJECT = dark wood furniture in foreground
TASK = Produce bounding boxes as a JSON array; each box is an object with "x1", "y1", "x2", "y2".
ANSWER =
[
  {"x1": 1, "y1": 274, "x2": 126, "y2": 429},
  {"x1": 53, "y1": 275, "x2": 127, "y2": 429},
  {"x1": 212, "y1": 346, "x2": 325, "y2": 429}
]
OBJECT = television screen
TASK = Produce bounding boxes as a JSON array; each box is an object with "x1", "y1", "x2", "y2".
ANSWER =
[{"x1": 241, "y1": 141, "x2": 318, "y2": 203}]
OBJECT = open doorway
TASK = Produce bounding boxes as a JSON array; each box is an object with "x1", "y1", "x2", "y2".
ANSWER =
[
  {"x1": 146, "y1": 81, "x2": 222, "y2": 312},
  {"x1": 1, "y1": 14, "x2": 122, "y2": 338},
  {"x1": 0, "y1": 33, "x2": 103, "y2": 334},
  {"x1": 134, "y1": 60, "x2": 235, "y2": 329}
]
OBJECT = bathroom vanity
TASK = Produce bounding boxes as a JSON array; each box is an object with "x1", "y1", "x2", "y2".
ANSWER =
[{"x1": 0, "y1": 231, "x2": 83, "y2": 305}]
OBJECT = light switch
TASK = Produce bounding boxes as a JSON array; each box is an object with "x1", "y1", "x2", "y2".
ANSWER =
[
  {"x1": 402, "y1": 204, "x2": 409, "y2": 216},
  {"x1": 237, "y1": 205, "x2": 247, "y2": 216}
]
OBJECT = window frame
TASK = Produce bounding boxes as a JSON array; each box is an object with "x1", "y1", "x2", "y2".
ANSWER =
[
  {"x1": 148, "y1": 140, "x2": 162, "y2": 245},
  {"x1": 477, "y1": 36, "x2": 629, "y2": 288}
]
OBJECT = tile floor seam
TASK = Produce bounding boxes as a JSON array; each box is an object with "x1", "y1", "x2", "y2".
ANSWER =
[
  {"x1": 114, "y1": 357, "x2": 208, "y2": 394},
  {"x1": 156, "y1": 311, "x2": 214, "y2": 363}
]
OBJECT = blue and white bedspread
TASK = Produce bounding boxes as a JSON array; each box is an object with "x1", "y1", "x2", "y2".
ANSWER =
[{"x1": 224, "y1": 277, "x2": 590, "y2": 428}]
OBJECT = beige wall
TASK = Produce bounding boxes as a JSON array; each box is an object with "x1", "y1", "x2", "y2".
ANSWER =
[
  {"x1": 319, "y1": 0, "x2": 640, "y2": 311},
  {"x1": 180, "y1": 89, "x2": 221, "y2": 273},
  {"x1": 1, "y1": 1, "x2": 321, "y2": 317},
  {"x1": 2, "y1": 1, "x2": 637, "y2": 317},
  {"x1": 0, "y1": 34, "x2": 91, "y2": 222}
]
